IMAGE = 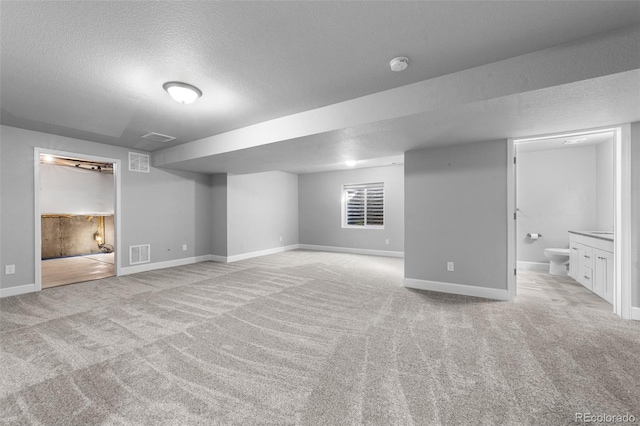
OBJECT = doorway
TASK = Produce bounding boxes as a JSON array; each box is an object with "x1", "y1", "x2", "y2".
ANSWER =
[
  {"x1": 507, "y1": 125, "x2": 632, "y2": 319},
  {"x1": 34, "y1": 148, "x2": 122, "y2": 290}
]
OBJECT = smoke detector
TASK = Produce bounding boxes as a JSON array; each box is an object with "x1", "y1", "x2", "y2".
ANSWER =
[{"x1": 390, "y1": 57, "x2": 409, "y2": 72}]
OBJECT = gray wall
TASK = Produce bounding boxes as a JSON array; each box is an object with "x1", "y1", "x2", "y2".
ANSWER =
[
  {"x1": 596, "y1": 139, "x2": 615, "y2": 231},
  {"x1": 405, "y1": 140, "x2": 508, "y2": 290},
  {"x1": 631, "y1": 122, "x2": 640, "y2": 308},
  {"x1": 516, "y1": 146, "x2": 597, "y2": 263},
  {"x1": 227, "y1": 171, "x2": 298, "y2": 257},
  {"x1": 0, "y1": 125, "x2": 212, "y2": 289},
  {"x1": 211, "y1": 173, "x2": 228, "y2": 257},
  {"x1": 298, "y1": 165, "x2": 404, "y2": 253}
]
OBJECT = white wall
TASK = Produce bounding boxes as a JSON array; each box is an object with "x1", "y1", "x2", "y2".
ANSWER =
[
  {"x1": 227, "y1": 171, "x2": 298, "y2": 257},
  {"x1": 596, "y1": 138, "x2": 615, "y2": 231},
  {"x1": 516, "y1": 146, "x2": 597, "y2": 263},
  {"x1": 0, "y1": 125, "x2": 213, "y2": 290},
  {"x1": 298, "y1": 165, "x2": 404, "y2": 254},
  {"x1": 516, "y1": 141, "x2": 615, "y2": 264},
  {"x1": 40, "y1": 163, "x2": 114, "y2": 215},
  {"x1": 404, "y1": 140, "x2": 508, "y2": 291}
]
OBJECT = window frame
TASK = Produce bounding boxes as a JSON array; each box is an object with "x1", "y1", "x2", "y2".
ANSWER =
[{"x1": 341, "y1": 182, "x2": 385, "y2": 230}]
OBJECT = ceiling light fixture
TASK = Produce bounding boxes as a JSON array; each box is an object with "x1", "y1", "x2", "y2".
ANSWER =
[
  {"x1": 345, "y1": 160, "x2": 358, "y2": 167},
  {"x1": 163, "y1": 81, "x2": 202, "y2": 104},
  {"x1": 390, "y1": 57, "x2": 409, "y2": 72},
  {"x1": 562, "y1": 138, "x2": 587, "y2": 145}
]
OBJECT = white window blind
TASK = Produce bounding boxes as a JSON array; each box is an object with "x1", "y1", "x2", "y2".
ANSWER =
[{"x1": 343, "y1": 183, "x2": 384, "y2": 228}]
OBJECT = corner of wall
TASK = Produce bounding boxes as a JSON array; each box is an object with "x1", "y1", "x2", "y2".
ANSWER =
[{"x1": 211, "y1": 173, "x2": 228, "y2": 257}]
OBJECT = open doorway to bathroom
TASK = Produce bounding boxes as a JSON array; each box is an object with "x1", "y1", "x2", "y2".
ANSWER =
[
  {"x1": 512, "y1": 128, "x2": 619, "y2": 313},
  {"x1": 35, "y1": 149, "x2": 120, "y2": 290}
]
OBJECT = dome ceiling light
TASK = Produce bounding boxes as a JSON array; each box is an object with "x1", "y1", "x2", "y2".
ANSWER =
[
  {"x1": 390, "y1": 57, "x2": 409, "y2": 72},
  {"x1": 163, "y1": 81, "x2": 202, "y2": 104}
]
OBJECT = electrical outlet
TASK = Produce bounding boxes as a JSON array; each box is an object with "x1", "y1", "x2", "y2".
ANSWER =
[
  {"x1": 279, "y1": 236, "x2": 283, "y2": 242},
  {"x1": 5, "y1": 265, "x2": 15, "y2": 275},
  {"x1": 447, "y1": 262, "x2": 454, "y2": 272},
  {"x1": 385, "y1": 239, "x2": 390, "y2": 245},
  {"x1": 182, "y1": 244, "x2": 187, "y2": 251}
]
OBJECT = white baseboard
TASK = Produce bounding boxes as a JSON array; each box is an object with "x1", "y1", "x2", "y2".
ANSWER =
[
  {"x1": 0, "y1": 283, "x2": 36, "y2": 298},
  {"x1": 403, "y1": 278, "x2": 512, "y2": 301},
  {"x1": 120, "y1": 254, "x2": 213, "y2": 276},
  {"x1": 631, "y1": 307, "x2": 640, "y2": 321},
  {"x1": 225, "y1": 244, "x2": 299, "y2": 263},
  {"x1": 116, "y1": 243, "x2": 401, "y2": 268},
  {"x1": 517, "y1": 261, "x2": 549, "y2": 272},
  {"x1": 298, "y1": 244, "x2": 404, "y2": 258}
]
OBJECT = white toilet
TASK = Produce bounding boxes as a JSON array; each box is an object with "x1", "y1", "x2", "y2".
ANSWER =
[{"x1": 543, "y1": 248, "x2": 570, "y2": 276}]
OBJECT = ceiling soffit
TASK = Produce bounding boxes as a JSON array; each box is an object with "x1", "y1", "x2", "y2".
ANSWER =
[{"x1": 152, "y1": 25, "x2": 640, "y2": 173}]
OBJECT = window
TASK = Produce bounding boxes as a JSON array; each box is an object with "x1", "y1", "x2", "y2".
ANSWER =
[{"x1": 342, "y1": 182, "x2": 384, "y2": 228}]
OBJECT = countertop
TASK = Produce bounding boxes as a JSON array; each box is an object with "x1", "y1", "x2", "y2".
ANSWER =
[{"x1": 569, "y1": 230, "x2": 614, "y2": 242}]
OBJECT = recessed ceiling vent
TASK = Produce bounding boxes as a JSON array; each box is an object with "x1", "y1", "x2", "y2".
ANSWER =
[
  {"x1": 129, "y1": 152, "x2": 150, "y2": 173},
  {"x1": 141, "y1": 132, "x2": 176, "y2": 143}
]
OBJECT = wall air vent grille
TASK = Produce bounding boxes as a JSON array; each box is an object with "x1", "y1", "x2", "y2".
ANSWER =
[
  {"x1": 128, "y1": 152, "x2": 150, "y2": 173},
  {"x1": 141, "y1": 132, "x2": 176, "y2": 143},
  {"x1": 129, "y1": 244, "x2": 150, "y2": 265}
]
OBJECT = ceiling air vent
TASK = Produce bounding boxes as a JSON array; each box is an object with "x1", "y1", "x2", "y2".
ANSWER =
[
  {"x1": 141, "y1": 132, "x2": 176, "y2": 143},
  {"x1": 130, "y1": 244, "x2": 150, "y2": 265},
  {"x1": 129, "y1": 152, "x2": 150, "y2": 173}
]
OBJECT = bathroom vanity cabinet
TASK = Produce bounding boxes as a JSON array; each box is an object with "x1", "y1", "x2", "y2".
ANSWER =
[{"x1": 568, "y1": 231, "x2": 613, "y2": 304}]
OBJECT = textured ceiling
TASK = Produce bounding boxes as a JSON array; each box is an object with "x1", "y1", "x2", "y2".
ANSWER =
[{"x1": 1, "y1": 1, "x2": 639, "y2": 173}]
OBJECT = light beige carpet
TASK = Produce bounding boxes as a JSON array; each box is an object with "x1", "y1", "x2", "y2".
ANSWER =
[{"x1": 1, "y1": 250, "x2": 639, "y2": 425}]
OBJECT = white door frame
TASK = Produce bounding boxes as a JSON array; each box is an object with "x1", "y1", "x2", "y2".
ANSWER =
[
  {"x1": 34, "y1": 148, "x2": 122, "y2": 291},
  {"x1": 507, "y1": 124, "x2": 632, "y2": 319}
]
